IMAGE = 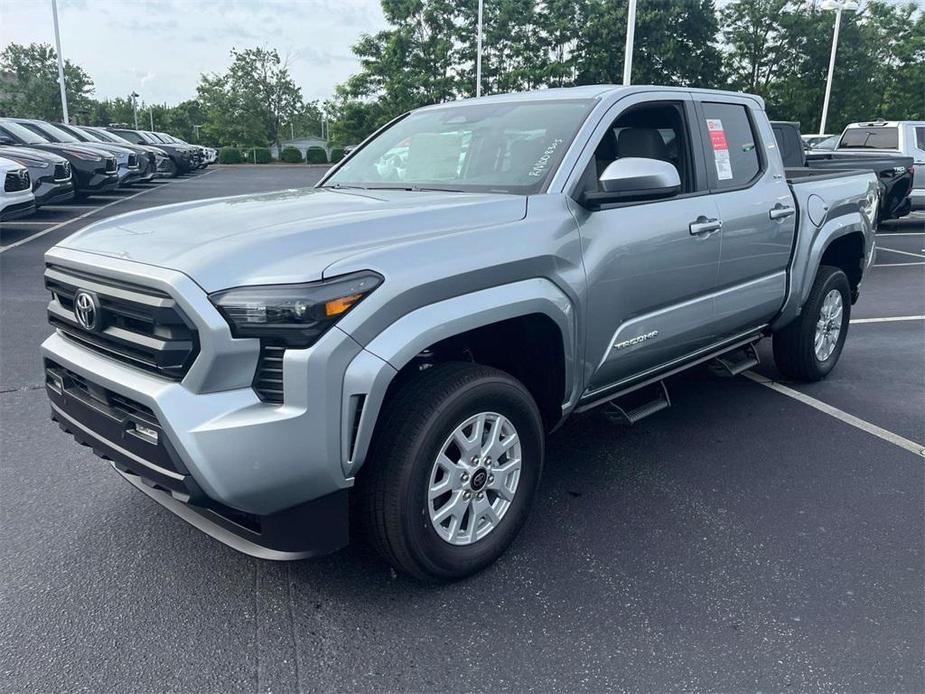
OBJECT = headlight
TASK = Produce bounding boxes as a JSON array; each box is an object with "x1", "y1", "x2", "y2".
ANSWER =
[
  {"x1": 210, "y1": 271, "x2": 383, "y2": 347},
  {"x1": 63, "y1": 148, "x2": 102, "y2": 161}
]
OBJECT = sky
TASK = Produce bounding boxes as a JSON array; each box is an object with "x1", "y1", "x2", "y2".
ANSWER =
[{"x1": 0, "y1": 0, "x2": 388, "y2": 107}]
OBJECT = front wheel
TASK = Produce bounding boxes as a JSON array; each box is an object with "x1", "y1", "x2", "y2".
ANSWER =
[
  {"x1": 772, "y1": 265, "x2": 851, "y2": 381},
  {"x1": 358, "y1": 363, "x2": 544, "y2": 581}
]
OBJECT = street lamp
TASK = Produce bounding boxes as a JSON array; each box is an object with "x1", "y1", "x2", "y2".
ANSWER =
[
  {"x1": 476, "y1": 0, "x2": 484, "y2": 97},
  {"x1": 131, "y1": 92, "x2": 139, "y2": 130},
  {"x1": 50, "y1": 0, "x2": 69, "y2": 123},
  {"x1": 623, "y1": 0, "x2": 637, "y2": 85},
  {"x1": 818, "y1": 0, "x2": 858, "y2": 135}
]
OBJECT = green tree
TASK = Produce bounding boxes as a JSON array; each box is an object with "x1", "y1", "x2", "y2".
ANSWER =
[
  {"x1": 574, "y1": 0, "x2": 723, "y2": 87},
  {"x1": 197, "y1": 47, "x2": 304, "y2": 148},
  {"x1": 0, "y1": 42, "x2": 94, "y2": 120}
]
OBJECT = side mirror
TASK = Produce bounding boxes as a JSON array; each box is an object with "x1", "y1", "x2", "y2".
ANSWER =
[{"x1": 583, "y1": 157, "x2": 681, "y2": 208}]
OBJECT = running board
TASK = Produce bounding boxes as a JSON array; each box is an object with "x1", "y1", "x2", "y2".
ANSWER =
[
  {"x1": 710, "y1": 342, "x2": 760, "y2": 377},
  {"x1": 603, "y1": 381, "x2": 671, "y2": 425}
]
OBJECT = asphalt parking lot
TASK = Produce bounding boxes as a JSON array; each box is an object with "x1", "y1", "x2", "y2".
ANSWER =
[{"x1": 1, "y1": 168, "x2": 922, "y2": 693}]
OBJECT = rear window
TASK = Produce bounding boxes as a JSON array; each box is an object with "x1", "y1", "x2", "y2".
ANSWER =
[
  {"x1": 839, "y1": 127, "x2": 898, "y2": 150},
  {"x1": 915, "y1": 127, "x2": 925, "y2": 151}
]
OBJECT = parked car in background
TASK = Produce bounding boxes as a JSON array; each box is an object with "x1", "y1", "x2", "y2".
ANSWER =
[
  {"x1": 150, "y1": 131, "x2": 205, "y2": 169},
  {"x1": 772, "y1": 121, "x2": 914, "y2": 222},
  {"x1": 835, "y1": 120, "x2": 924, "y2": 211},
  {"x1": 11, "y1": 118, "x2": 142, "y2": 188},
  {"x1": 0, "y1": 155, "x2": 36, "y2": 221},
  {"x1": 801, "y1": 134, "x2": 835, "y2": 149},
  {"x1": 53, "y1": 123, "x2": 154, "y2": 183},
  {"x1": 808, "y1": 135, "x2": 839, "y2": 151},
  {"x1": 0, "y1": 145, "x2": 74, "y2": 207},
  {"x1": 42, "y1": 86, "x2": 879, "y2": 580},
  {"x1": 77, "y1": 126, "x2": 176, "y2": 178},
  {"x1": 108, "y1": 127, "x2": 195, "y2": 175},
  {"x1": 0, "y1": 119, "x2": 118, "y2": 198}
]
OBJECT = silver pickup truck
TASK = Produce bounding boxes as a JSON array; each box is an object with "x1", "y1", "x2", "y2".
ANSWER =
[{"x1": 41, "y1": 86, "x2": 878, "y2": 581}]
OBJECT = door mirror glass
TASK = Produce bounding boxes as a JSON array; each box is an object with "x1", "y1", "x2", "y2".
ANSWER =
[{"x1": 584, "y1": 157, "x2": 681, "y2": 208}]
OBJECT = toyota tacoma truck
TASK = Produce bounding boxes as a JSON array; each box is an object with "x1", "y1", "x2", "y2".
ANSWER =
[{"x1": 41, "y1": 86, "x2": 878, "y2": 581}]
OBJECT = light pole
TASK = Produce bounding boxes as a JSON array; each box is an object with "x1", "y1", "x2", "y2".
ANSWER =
[
  {"x1": 475, "y1": 0, "x2": 484, "y2": 97},
  {"x1": 818, "y1": 0, "x2": 858, "y2": 135},
  {"x1": 50, "y1": 0, "x2": 69, "y2": 123},
  {"x1": 131, "y1": 92, "x2": 139, "y2": 129},
  {"x1": 623, "y1": 0, "x2": 637, "y2": 85}
]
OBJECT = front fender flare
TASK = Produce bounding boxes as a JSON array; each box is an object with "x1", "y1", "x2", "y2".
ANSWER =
[{"x1": 339, "y1": 278, "x2": 578, "y2": 477}]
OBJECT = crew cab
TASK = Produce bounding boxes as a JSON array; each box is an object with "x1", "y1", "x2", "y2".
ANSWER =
[{"x1": 41, "y1": 87, "x2": 877, "y2": 581}]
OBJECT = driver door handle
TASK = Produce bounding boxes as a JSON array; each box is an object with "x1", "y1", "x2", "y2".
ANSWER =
[
  {"x1": 689, "y1": 217, "x2": 723, "y2": 236},
  {"x1": 769, "y1": 205, "x2": 796, "y2": 220}
]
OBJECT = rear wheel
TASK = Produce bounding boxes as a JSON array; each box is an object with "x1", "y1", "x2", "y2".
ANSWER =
[
  {"x1": 772, "y1": 265, "x2": 851, "y2": 381},
  {"x1": 358, "y1": 363, "x2": 544, "y2": 581}
]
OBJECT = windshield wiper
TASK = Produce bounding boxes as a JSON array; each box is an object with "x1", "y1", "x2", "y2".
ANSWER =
[
  {"x1": 365, "y1": 185, "x2": 465, "y2": 193},
  {"x1": 322, "y1": 183, "x2": 368, "y2": 190}
]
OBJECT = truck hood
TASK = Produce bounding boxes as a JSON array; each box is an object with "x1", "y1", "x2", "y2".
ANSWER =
[{"x1": 59, "y1": 187, "x2": 527, "y2": 292}]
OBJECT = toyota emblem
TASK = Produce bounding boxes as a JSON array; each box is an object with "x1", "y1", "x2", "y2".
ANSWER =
[{"x1": 73, "y1": 291, "x2": 100, "y2": 331}]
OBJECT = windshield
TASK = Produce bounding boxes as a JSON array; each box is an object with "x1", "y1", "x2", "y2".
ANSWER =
[
  {"x1": 0, "y1": 121, "x2": 48, "y2": 144},
  {"x1": 325, "y1": 99, "x2": 594, "y2": 194},
  {"x1": 69, "y1": 126, "x2": 104, "y2": 143},
  {"x1": 85, "y1": 128, "x2": 123, "y2": 144},
  {"x1": 24, "y1": 121, "x2": 81, "y2": 143},
  {"x1": 145, "y1": 132, "x2": 168, "y2": 143},
  {"x1": 839, "y1": 127, "x2": 898, "y2": 150}
]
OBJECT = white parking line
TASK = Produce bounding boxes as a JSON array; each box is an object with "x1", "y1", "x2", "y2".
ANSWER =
[
  {"x1": 0, "y1": 169, "x2": 218, "y2": 254},
  {"x1": 878, "y1": 247, "x2": 925, "y2": 259},
  {"x1": 38, "y1": 204, "x2": 102, "y2": 212},
  {"x1": 743, "y1": 371, "x2": 925, "y2": 458},
  {"x1": 877, "y1": 232, "x2": 925, "y2": 236},
  {"x1": 850, "y1": 315, "x2": 925, "y2": 324},
  {"x1": 874, "y1": 262, "x2": 925, "y2": 267},
  {"x1": 0, "y1": 220, "x2": 59, "y2": 226}
]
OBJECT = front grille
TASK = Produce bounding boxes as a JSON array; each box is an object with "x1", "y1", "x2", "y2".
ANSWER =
[
  {"x1": 4, "y1": 169, "x2": 30, "y2": 192},
  {"x1": 128, "y1": 153, "x2": 138, "y2": 168},
  {"x1": 54, "y1": 161, "x2": 71, "y2": 181},
  {"x1": 253, "y1": 343, "x2": 285, "y2": 403},
  {"x1": 45, "y1": 264, "x2": 199, "y2": 380},
  {"x1": 104, "y1": 157, "x2": 116, "y2": 173}
]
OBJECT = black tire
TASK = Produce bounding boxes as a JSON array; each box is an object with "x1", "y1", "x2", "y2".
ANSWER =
[
  {"x1": 772, "y1": 265, "x2": 851, "y2": 381},
  {"x1": 357, "y1": 362, "x2": 544, "y2": 581}
]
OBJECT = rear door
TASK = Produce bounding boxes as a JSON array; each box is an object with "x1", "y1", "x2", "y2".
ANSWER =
[{"x1": 692, "y1": 98, "x2": 795, "y2": 335}]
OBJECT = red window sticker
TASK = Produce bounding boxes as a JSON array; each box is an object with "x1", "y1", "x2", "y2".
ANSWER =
[{"x1": 705, "y1": 118, "x2": 733, "y2": 180}]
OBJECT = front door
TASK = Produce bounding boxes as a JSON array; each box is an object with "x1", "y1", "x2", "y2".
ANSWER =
[{"x1": 570, "y1": 96, "x2": 722, "y2": 395}]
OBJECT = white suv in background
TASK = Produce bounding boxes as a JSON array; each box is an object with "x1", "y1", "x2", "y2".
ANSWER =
[
  {"x1": 837, "y1": 121, "x2": 925, "y2": 211},
  {"x1": 0, "y1": 155, "x2": 36, "y2": 221}
]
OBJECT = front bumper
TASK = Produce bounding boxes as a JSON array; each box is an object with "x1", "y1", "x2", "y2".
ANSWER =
[
  {"x1": 0, "y1": 197, "x2": 35, "y2": 221},
  {"x1": 34, "y1": 178, "x2": 75, "y2": 206},
  {"x1": 40, "y1": 248, "x2": 380, "y2": 558}
]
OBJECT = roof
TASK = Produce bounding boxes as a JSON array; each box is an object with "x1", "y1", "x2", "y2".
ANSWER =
[
  {"x1": 416, "y1": 85, "x2": 765, "y2": 111},
  {"x1": 845, "y1": 120, "x2": 925, "y2": 128}
]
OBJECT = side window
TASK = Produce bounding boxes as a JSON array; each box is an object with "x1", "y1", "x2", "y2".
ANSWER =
[
  {"x1": 914, "y1": 126, "x2": 925, "y2": 151},
  {"x1": 581, "y1": 101, "x2": 695, "y2": 196},
  {"x1": 699, "y1": 102, "x2": 761, "y2": 189}
]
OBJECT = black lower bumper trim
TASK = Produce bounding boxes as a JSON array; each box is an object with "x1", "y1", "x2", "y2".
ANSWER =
[{"x1": 46, "y1": 360, "x2": 349, "y2": 559}]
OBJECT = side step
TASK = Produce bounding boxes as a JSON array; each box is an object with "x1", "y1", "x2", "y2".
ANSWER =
[
  {"x1": 711, "y1": 342, "x2": 760, "y2": 377},
  {"x1": 603, "y1": 381, "x2": 671, "y2": 425}
]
